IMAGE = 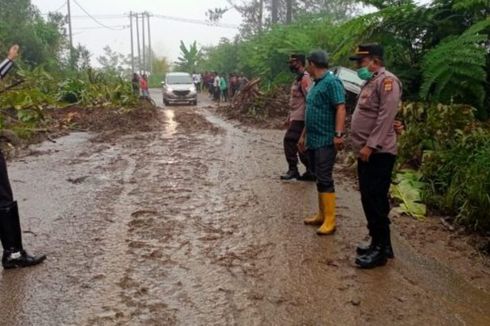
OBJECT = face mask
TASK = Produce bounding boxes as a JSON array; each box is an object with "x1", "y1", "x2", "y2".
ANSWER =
[{"x1": 357, "y1": 66, "x2": 373, "y2": 80}]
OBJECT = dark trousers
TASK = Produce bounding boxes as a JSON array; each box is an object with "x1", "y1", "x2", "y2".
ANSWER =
[
  {"x1": 0, "y1": 151, "x2": 13, "y2": 206},
  {"x1": 283, "y1": 121, "x2": 309, "y2": 171},
  {"x1": 357, "y1": 153, "x2": 396, "y2": 245},
  {"x1": 0, "y1": 151, "x2": 22, "y2": 253},
  {"x1": 308, "y1": 145, "x2": 337, "y2": 193}
]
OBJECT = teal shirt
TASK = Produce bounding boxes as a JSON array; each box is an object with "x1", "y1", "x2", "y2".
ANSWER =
[
  {"x1": 305, "y1": 71, "x2": 345, "y2": 150},
  {"x1": 220, "y1": 77, "x2": 228, "y2": 90}
]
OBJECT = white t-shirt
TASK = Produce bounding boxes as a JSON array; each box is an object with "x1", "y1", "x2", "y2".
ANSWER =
[{"x1": 214, "y1": 76, "x2": 220, "y2": 87}]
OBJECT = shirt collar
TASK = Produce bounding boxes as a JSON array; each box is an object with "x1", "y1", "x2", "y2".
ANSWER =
[{"x1": 314, "y1": 71, "x2": 329, "y2": 82}]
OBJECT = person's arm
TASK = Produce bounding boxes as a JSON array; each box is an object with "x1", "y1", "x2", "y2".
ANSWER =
[
  {"x1": 298, "y1": 127, "x2": 307, "y2": 153},
  {"x1": 0, "y1": 45, "x2": 19, "y2": 80},
  {"x1": 329, "y1": 79, "x2": 346, "y2": 151},
  {"x1": 300, "y1": 75, "x2": 312, "y2": 96}
]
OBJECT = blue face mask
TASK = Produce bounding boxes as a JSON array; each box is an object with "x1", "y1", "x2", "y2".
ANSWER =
[{"x1": 357, "y1": 67, "x2": 374, "y2": 80}]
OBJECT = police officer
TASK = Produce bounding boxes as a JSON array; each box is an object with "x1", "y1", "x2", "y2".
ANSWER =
[
  {"x1": 349, "y1": 44, "x2": 402, "y2": 269},
  {"x1": 280, "y1": 54, "x2": 314, "y2": 181},
  {"x1": 0, "y1": 44, "x2": 46, "y2": 269},
  {"x1": 298, "y1": 50, "x2": 346, "y2": 235}
]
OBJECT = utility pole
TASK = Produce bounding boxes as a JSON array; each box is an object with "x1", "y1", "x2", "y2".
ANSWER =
[
  {"x1": 258, "y1": 0, "x2": 263, "y2": 33},
  {"x1": 147, "y1": 12, "x2": 152, "y2": 74},
  {"x1": 135, "y1": 13, "x2": 141, "y2": 74},
  {"x1": 129, "y1": 11, "x2": 135, "y2": 73},
  {"x1": 67, "y1": 0, "x2": 74, "y2": 61},
  {"x1": 286, "y1": 0, "x2": 293, "y2": 24},
  {"x1": 141, "y1": 13, "x2": 146, "y2": 74}
]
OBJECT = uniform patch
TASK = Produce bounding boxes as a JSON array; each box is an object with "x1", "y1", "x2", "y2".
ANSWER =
[{"x1": 384, "y1": 79, "x2": 393, "y2": 92}]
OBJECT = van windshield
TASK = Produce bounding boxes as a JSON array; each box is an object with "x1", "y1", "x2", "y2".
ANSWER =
[{"x1": 167, "y1": 75, "x2": 193, "y2": 84}]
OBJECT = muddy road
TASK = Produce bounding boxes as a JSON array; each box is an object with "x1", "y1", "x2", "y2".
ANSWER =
[{"x1": 0, "y1": 90, "x2": 488, "y2": 326}]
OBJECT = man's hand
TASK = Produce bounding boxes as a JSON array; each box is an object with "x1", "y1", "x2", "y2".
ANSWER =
[
  {"x1": 283, "y1": 118, "x2": 291, "y2": 129},
  {"x1": 297, "y1": 135, "x2": 306, "y2": 153},
  {"x1": 359, "y1": 146, "x2": 373, "y2": 162},
  {"x1": 394, "y1": 120, "x2": 404, "y2": 136},
  {"x1": 334, "y1": 136, "x2": 345, "y2": 152},
  {"x1": 8, "y1": 44, "x2": 19, "y2": 61}
]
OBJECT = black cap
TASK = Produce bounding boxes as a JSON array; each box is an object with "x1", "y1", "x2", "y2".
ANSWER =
[
  {"x1": 349, "y1": 43, "x2": 384, "y2": 61},
  {"x1": 288, "y1": 54, "x2": 306, "y2": 65},
  {"x1": 306, "y1": 50, "x2": 329, "y2": 68}
]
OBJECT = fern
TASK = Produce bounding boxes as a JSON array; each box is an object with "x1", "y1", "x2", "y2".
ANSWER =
[{"x1": 420, "y1": 18, "x2": 490, "y2": 109}]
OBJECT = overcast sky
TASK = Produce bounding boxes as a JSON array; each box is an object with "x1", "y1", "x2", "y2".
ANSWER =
[{"x1": 32, "y1": 0, "x2": 242, "y2": 65}]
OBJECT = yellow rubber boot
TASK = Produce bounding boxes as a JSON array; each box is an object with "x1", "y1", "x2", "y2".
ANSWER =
[
  {"x1": 304, "y1": 193, "x2": 324, "y2": 225},
  {"x1": 317, "y1": 193, "x2": 336, "y2": 235}
]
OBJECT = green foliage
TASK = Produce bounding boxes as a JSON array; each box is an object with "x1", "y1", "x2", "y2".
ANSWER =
[
  {"x1": 420, "y1": 18, "x2": 490, "y2": 117},
  {"x1": 421, "y1": 130, "x2": 490, "y2": 231},
  {"x1": 390, "y1": 170, "x2": 427, "y2": 220},
  {"x1": 203, "y1": 0, "x2": 490, "y2": 116},
  {"x1": 175, "y1": 41, "x2": 202, "y2": 73},
  {"x1": 398, "y1": 102, "x2": 490, "y2": 231}
]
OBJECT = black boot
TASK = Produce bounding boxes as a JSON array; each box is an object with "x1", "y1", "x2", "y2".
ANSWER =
[
  {"x1": 298, "y1": 170, "x2": 316, "y2": 182},
  {"x1": 355, "y1": 244, "x2": 388, "y2": 269},
  {"x1": 0, "y1": 201, "x2": 46, "y2": 269},
  {"x1": 356, "y1": 240, "x2": 394, "y2": 259},
  {"x1": 280, "y1": 168, "x2": 300, "y2": 180}
]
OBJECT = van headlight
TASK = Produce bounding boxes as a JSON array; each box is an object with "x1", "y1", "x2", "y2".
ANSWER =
[
  {"x1": 166, "y1": 87, "x2": 174, "y2": 94},
  {"x1": 189, "y1": 86, "x2": 197, "y2": 94}
]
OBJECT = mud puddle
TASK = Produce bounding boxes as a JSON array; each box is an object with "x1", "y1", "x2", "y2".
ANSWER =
[{"x1": 0, "y1": 91, "x2": 488, "y2": 325}]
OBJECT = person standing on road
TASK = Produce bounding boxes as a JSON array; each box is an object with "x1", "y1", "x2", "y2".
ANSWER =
[
  {"x1": 0, "y1": 44, "x2": 46, "y2": 269},
  {"x1": 140, "y1": 74, "x2": 149, "y2": 98},
  {"x1": 280, "y1": 54, "x2": 314, "y2": 181},
  {"x1": 220, "y1": 74, "x2": 228, "y2": 102},
  {"x1": 298, "y1": 50, "x2": 346, "y2": 235},
  {"x1": 213, "y1": 72, "x2": 221, "y2": 102},
  {"x1": 131, "y1": 73, "x2": 140, "y2": 96},
  {"x1": 349, "y1": 44, "x2": 402, "y2": 269}
]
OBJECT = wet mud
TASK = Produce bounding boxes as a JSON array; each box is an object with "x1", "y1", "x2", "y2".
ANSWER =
[{"x1": 0, "y1": 91, "x2": 488, "y2": 325}]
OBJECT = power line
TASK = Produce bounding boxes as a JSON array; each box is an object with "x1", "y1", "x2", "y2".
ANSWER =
[
  {"x1": 40, "y1": 12, "x2": 240, "y2": 29},
  {"x1": 54, "y1": 1, "x2": 67, "y2": 13},
  {"x1": 72, "y1": 25, "x2": 129, "y2": 31},
  {"x1": 71, "y1": 0, "x2": 125, "y2": 30},
  {"x1": 152, "y1": 14, "x2": 239, "y2": 29}
]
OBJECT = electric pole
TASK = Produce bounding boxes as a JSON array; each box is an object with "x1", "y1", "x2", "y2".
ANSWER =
[
  {"x1": 142, "y1": 13, "x2": 146, "y2": 74},
  {"x1": 129, "y1": 11, "x2": 135, "y2": 73},
  {"x1": 135, "y1": 13, "x2": 141, "y2": 74},
  {"x1": 147, "y1": 12, "x2": 152, "y2": 74},
  {"x1": 67, "y1": 0, "x2": 74, "y2": 61}
]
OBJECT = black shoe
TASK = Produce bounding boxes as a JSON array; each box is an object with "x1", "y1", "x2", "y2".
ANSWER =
[
  {"x1": 280, "y1": 169, "x2": 300, "y2": 180},
  {"x1": 2, "y1": 250, "x2": 46, "y2": 269},
  {"x1": 298, "y1": 171, "x2": 316, "y2": 182},
  {"x1": 355, "y1": 245, "x2": 388, "y2": 269},
  {"x1": 356, "y1": 242, "x2": 394, "y2": 259}
]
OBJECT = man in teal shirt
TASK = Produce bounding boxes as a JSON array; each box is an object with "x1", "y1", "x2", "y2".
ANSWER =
[{"x1": 299, "y1": 50, "x2": 346, "y2": 235}]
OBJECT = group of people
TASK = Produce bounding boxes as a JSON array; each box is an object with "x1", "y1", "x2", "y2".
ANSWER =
[
  {"x1": 131, "y1": 73, "x2": 150, "y2": 98},
  {"x1": 282, "y1": 44, "x2": 402, "y2": 269},
  {"x1": 201, "y1": 72, "x2": 249, "y2": 103}
]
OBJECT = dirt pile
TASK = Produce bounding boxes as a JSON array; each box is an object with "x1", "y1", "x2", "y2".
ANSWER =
[
  {"x1": 0, "y1": 100, "x2": 160, "y2": 157},
  {"x1": 217, "y1": 79, "x2": 290, "y2": 129}
]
